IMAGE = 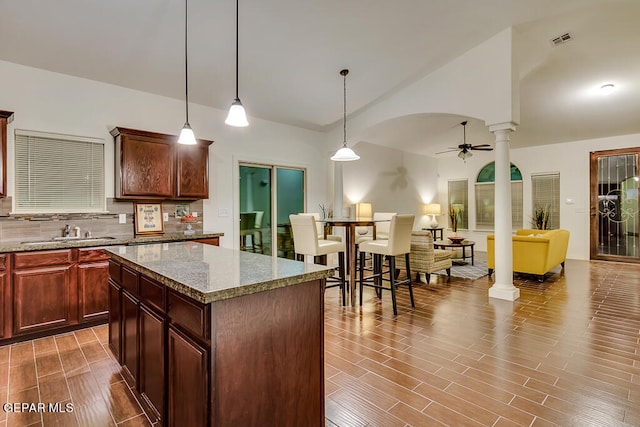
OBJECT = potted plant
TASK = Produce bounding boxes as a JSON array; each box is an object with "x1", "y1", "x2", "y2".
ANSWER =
[
  {"x1": 448, "y1": 205, "x2": 464, "y2": 243},
  {"x1": 532, "y1": 205, "x2": 550, "y2": 230}
]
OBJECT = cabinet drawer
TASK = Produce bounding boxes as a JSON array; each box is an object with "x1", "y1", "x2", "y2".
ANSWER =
[
  {"x1": 78, "y1": 248, "x2": 110, "y2": 263},
  {"x1": 140, "y1": 276, "x2": 165, "y2": 313},
  {"x1": 167, "y1": 290, "x2": 209, "y2": 341},
  {"x1": 0, "y1": 254, "x2": 7, "y2": 271},
  {"x1": 13, "y1": 249, "x2": 74, "y2": 269},
  {"x1": 122, "y1": 266, "x2": 139, "y2": 295}
]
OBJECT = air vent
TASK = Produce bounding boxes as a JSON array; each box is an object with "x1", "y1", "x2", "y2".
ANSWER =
[{"x1": 551, "y1": 32, "x2": 573, "y2": 46}]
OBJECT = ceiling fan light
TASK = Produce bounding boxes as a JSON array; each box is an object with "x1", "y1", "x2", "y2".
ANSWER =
[
  {"x1": 458, "y1": 150, "x2": 472, "y2": 160},
  {"x1": 178, "y1": 122, "x2": 197, "y2": 145},
  {"x1": 331, "y1": 145, "x2": 360, "y2": 161},
  {"x1": 225, "y1": 98, "x2": 249, "y2": 127}
]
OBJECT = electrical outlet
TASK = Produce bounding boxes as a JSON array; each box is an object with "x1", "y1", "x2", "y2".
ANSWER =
[
  {"x1": 163, "y1": 212, "x2": 169, "y2": 222},
  {"x1": 218, "y1": 208, "x2": 229, "y2": 217},
  {"x1": 192, "y1": 212, "x2": 198, "y2": 217},
  {"x1": 119, "y1": 213, "x2": 127, "y2": 224}
]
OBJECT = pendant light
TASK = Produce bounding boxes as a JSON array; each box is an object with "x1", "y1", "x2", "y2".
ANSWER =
[
  {"x1": 178, "y1": 0, "x2": 197, "y2": 145},
  {"x1": 225, "y1": 0, "x2": 249, "y2": 127},
  {"x1": 331, "y1": 69, "x2": 360, "y2": 162},
  {"x1": 331, "y1": 69, "x2": 359, "y2": 161}
]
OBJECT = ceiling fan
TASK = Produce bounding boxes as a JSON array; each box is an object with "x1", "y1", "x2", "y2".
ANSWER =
[{"x1": 436, "y1": 121, "x2": 493, "y2": 160}]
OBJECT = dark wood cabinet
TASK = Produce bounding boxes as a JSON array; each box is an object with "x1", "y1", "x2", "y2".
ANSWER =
[
  {"x1": 0, "y1": 254, "x2": 9, "y2": 338},
  {"x1": 0, "y1": 110, "x2": 14, "y2": 198},
  {"x1": 111, "y1": 127, "x2": 213, "y2": 200},
  {"x1": 78, "y1": 249, "x2": 110, "y2": 323},
  {"x1": 12, "y1": 250, "x2": 76, "y2": 336},
  {"x1": 108, "y1": 279, "x2": 122, "y2": 362},
  {"x1": 108, "y1": 253, "x2": 325, "y2": 427},
  {"x1": 122, "y1": 290, "x2": 139, "y2": 387},
  {"x1": 140, "y1": 305, "x2": 166, "y2": 424},
  {"x1": 168, "y1": 326, "x2": 208, "y2": 427},
  {"x1": 195, "y1": 237, "x2": 220, "y2": 246}
]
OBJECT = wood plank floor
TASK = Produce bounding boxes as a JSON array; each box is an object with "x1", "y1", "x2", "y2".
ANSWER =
[{"x1": 1, "y1": 255, "x2": 639, "y2": 426}]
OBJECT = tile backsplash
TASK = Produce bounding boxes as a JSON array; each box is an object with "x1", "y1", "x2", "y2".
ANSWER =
[{"x1": 0, "y1": 198, "x2": 204, "y2": 244}]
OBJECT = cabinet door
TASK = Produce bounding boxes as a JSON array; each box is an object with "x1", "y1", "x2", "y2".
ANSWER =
[
  {"x1": 0, "y1": 253, "x2": 9, "y2": 338},
  {"x1": 78, "y1": 260, "x2": 109, "y2": 322},
  {"x1": 0, "y1": 111, "x2": 13, "y2": 198},
  {"x1": 176, "y1": 144, "x2": 209, "y2": 199},
  {"x1": 12, "y1": 265, "x2": 75, "y2": 335},
  {"x1": 168, "y1": 326, "x2": 208, "y2": 427},
  {"x1": 122, "y1": 290, "x2": 139, "y2": 387},
  {"x1": 108, "y1": 279, "x2": 122, "y2": 362},
  {"x1": 119, "y1": 133, "x2": 174, "y2": 198},
  {"x1": 139, "y1": 305, "x2": 165, "y2": 423}
]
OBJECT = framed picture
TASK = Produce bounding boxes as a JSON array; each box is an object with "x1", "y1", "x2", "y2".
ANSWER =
[{"x1": 134, "y1": 202, "x2": 165, "y2": 235}]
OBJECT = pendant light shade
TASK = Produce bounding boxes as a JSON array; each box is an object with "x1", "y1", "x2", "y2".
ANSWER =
[
  {"x1": 178, "y1": 0, "x2": 197, "y2": 145},
  {"x1": 331, "y1": 69, "x2": 359, "y2": 162},
  {"x1": 226, "y1": 0, "x2": 249, "y2": 127}
]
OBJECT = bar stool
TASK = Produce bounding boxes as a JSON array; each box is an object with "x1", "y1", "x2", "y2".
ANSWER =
[
  {"x1": 358, "y1": 214, "x2": 415, "y2": 315},
  {"x1": 289, "y1": 214, "x2": 347, "y2": 305}
]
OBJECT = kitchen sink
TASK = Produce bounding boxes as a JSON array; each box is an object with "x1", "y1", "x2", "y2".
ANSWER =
[{"x1": 21, "y1": 237, "x2": 117, "y2": 245}]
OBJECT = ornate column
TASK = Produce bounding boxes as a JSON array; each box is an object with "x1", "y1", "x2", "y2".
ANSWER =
[{"x1": 488, "y1": 122, "x2": 520, "y2": 301}]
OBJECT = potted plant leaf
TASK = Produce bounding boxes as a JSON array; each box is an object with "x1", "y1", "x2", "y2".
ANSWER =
[{"x1": 532, "y1": 205, "x2": 550, "y2": 230}]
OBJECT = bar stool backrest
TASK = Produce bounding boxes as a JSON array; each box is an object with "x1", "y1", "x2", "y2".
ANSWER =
[
  {"x1": 387, "y1": 214, "x2": 415, "y2": 255},
  {"x1": 289, "y1": 214, "x2": 319, "y2": 255}
]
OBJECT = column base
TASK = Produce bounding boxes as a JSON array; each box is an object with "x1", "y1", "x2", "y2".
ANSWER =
[{"x1": 488, "y1": 284, "x2": 520, "y2": 301}]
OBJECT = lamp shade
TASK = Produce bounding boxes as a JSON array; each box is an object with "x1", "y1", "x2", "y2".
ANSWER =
[
  {"x1": 355, "y1": 202, "x2": 372, "y2": 220},
  {"x1": 225, "y1": 98, "x2": 249, "y2": 127},
  {"x1": 178, "y1": 123, "x2": 197, "y2": 145},
  {"x1": 331, "y1": 146, "x2": 360, "y2": 161},
  {"x1": 424, "y1": 203, "x2": 441, "y2": 215}
]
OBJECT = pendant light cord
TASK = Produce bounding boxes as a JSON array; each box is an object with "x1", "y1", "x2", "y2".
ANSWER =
[
  {"x1": 342, "y1": 70, "x2": 347, "y2": 145},
  {"x1": 184, "y1": 0, "x2": 189, "y2": 123},
  {"x1": 235, "y1": 0, "x2": 239, "y2": 99}
]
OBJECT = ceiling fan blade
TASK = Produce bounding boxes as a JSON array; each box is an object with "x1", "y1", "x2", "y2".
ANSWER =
[
  {"x1": 471, "y1": 147, "x2": 494, "y2": 151},
  {"x1": 471, "y1": 144, "x2": 492, "y2": 148},
  {"x1": 435, "y1": 149, "x2": 458, "y2": 154}
]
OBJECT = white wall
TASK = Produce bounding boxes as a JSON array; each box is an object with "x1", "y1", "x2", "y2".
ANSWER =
[
  {"x1": 0, "y1": 60, "x2": 329, "y2": 248},
  {"x1": 342, "y1": 141, "x2": 439, "y2": 230},
  {"x1": 438, "y1": 132, "x2": 640, "y2": 260}
]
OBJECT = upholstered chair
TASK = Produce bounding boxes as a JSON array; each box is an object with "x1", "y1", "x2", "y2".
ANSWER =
[
  {"x1": 289, "y1": 214, "x2": 347, "y2": 305},
  {"x1": 395, "y1": 231, "x2": 452, "y2": 283},
  {"x1": 358, "y1": 214, "x2": 415, "y2": 315}
]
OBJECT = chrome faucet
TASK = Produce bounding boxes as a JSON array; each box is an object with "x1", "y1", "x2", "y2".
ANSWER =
[{"x1": 63, "y1": 224, "x2": 71, "y2": 237}]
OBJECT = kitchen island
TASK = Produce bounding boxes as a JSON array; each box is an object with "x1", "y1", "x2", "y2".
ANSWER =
[{"x1": 106, "y1": 241, "x2": 334, "y2": 427}]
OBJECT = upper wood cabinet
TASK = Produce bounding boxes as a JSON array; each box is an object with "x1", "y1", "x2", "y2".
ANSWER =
[
  {"x1": 111, "y1": 127, "x2": 213, "y2": 200},
  {"x1": 0, "y1": 110, "x2": 15, "y2": 198}
]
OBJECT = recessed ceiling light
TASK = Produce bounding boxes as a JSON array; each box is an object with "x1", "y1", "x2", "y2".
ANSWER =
[{"x1": 600, "y1": 84, "x2": 615, "y2": 95}]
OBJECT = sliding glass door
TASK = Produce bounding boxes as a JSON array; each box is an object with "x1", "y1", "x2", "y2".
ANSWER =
[{"x1": 239, "y1": 163, "x2": 305, "y2": 258}]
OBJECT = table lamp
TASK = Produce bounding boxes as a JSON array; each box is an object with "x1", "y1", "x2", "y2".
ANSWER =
[
  {"x1": 424, "y1": 203, "x2": 441, "y2": 228},
  {"x1": 355, "y1": 202, "x2": 373, "y2": 220}
]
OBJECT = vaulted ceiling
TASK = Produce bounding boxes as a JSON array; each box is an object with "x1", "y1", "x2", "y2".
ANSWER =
[{"x1": 1, "y1": 0, "x2": 638, "y2": 155}]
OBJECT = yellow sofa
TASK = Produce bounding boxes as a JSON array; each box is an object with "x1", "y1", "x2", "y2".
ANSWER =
[{"x1": 487, "y1": 229, "x2": 570, "y2": 281}]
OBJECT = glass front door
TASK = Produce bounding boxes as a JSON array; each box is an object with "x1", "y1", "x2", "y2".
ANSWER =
[{"x1": 590, "y1": 149, "x2": 640, "y2": 261}]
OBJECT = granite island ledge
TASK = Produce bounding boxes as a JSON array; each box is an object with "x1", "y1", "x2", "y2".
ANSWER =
[
  {"x1": 106, "y1": 240, "x2": 336, "y2": 303},
  {"x1": 0, "y1": 231, "x2": 224, "y2": 253}
]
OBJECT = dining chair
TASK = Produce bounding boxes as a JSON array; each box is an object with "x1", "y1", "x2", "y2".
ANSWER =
[
  {"x1": 358, "y1": 214, "x2": 415, "y2": 315},
  {"x1": 239, "y1": 212, "x2": 257, "y2": 251},
  {"x1": 355, "y1": 211, "x2": 396, "y2": 245},
  {"x1": 299, "y1": 212, "x2": 342, "y2": 242},
  {"x1": 289, "y1": 214, "x2": 347, "y2": 305}
]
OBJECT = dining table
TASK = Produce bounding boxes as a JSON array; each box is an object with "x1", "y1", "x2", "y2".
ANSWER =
[{"x1": 322, "y1": 218, "x2": 387, "y2": 306}]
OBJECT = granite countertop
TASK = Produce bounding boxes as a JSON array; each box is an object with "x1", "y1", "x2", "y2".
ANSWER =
[
  {"x1": 106, "y1": 241, "x2": 335, "y2": 303},
  {"x1": 0, "y1": 231, "x2": 224, "y2": 253}
]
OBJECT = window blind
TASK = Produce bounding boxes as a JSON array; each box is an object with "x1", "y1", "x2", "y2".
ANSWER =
[
  {"x1": 14, "y1": 130, "x2": 105, "y2": 213},
  {"x1": 447, "y1": 179, "x2": 468, "y2": 229},
  {"x1": 475, "y1": 181, "x2": 523, "y2": 230},
  {"x1": 531, "y1": 172, "x2": 560, "y2": 229}
]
